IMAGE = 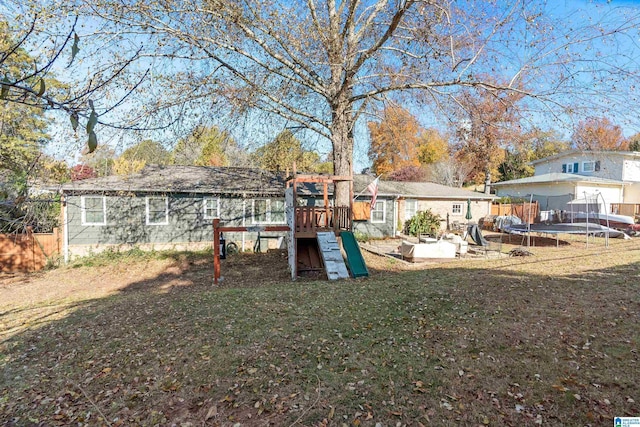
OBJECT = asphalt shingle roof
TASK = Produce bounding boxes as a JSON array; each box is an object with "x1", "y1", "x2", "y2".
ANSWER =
[
  {"x1": 57, "y1": 165, "x2": 286, "y2": 196},
  {"x1": 296, "y1": 174, "x2": 494, "y2": 200},
  {"x1": 55, "y1": 166, "x2": 495, "y2": 200},
  {"x1": 529, "y1": 150, "x2": 640, "y2": 165},
  {"x1": 491, "y1": 172, "x2": 626, "y2": 187},
  {"x1": 353, "y1": 175, "x2": 494, "y2": 199}
]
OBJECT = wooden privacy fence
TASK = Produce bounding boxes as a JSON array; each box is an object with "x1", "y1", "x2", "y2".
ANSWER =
[
  {"x1": 610, "y1": 203, "x2": 640, "y2": 218},
  {"x1": 490, "y1": 202, "x2": 539, "y2": 224},
  {"x1": 0, "y1": 227, "x2": 61, "y2": 272}
]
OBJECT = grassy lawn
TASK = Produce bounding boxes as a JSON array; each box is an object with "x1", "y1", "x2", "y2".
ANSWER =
[{"x1": 1, "y1": 237, "x2": 639, "y2": 426}]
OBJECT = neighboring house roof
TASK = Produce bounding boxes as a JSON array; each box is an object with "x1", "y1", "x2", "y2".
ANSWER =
[
  {"x1": 297, "y1": 174, "x2": 495, "y2": 200},
  {"x1": 55, "y1": 165, "x2": 286, "y2": 196},
  {"x1": 529, "y1": 150, "x2": 640, "y2": 166},
  {"x1": 354, "y1": 175, "x2": 495, "y2": 200},
  {"x1": 492, "y1": 173, "x2": 627, "y2": 187}
]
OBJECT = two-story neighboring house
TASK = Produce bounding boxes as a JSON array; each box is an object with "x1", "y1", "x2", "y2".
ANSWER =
[{"x1": 492, "y1": 150, "x2": 640, "y2": 214}]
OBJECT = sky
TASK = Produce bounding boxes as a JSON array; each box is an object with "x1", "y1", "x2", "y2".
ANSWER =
[{"x1": 4, "y1": 0, "x2": 640, "y2": 172}]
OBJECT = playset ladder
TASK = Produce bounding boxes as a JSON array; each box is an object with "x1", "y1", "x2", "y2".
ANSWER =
[{"x1": 316, "y1": 232, "x2": 349, "y2": 280}]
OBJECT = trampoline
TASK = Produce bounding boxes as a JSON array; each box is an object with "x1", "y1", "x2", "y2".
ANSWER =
[{"x1": 504, "y1": 222, "x2": 628, "y2": 247}]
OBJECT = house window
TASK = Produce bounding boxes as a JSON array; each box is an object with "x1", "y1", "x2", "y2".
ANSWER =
[
  {"x1": 562, "y1": 162, "x2": 580, "y2": 173},
  {"x1": 252, "y1": 199, "x2": 285, "y2": 224},
  {"x1": 371, "y1": 200, "x2": 386, "y2": 223},
  {"x1": 81, "y1": 196, "x2": 106, "y2": 225},
  {"x1": 452, "y1": 203, "x2": 462, "y2": 215},
  {"x1": 146, "y1": 196, "x2": 169, "y2": 225},
  {"x1": 582, "y1": 161, "x2": 600, "y2": 173},
  {"x1": 405, "y1": 199, "x2": 418, "y2": 221},
  {"x1": 203, "y1": 197, "x2": 220, "y2": 219},
  {"x1": 582, "y1": 161, "x2": 594, "y2": 173}
]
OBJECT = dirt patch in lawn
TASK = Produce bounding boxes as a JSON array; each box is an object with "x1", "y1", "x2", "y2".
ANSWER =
[{"x1": 485, "y1": 232, "x2": 572, "y2": 247}]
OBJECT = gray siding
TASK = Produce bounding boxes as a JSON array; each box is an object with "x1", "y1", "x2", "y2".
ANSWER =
[
  {"x1": 353, "y1": 196, "x2": 395, "y2": 238},
  {"x1": 66, "y1": 193, "x2": 286, "y2": 247}
]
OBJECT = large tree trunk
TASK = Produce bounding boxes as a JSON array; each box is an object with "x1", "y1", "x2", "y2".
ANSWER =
[{"x1": 331, "y1": 96, "x2": 354, "y2": 208}]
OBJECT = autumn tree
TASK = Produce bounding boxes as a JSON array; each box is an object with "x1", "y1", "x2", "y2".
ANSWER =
[
  {"x1": 0, "y1": 22, "x2": 51, "y2": 175},
  {"x1": 572, "y1": 117, "x2": 628, "y2": 151},
  {"x1": 417, "y1": 129, "x2": 449, "y2": 165},
  {"x1": 0, "y1": 13, "x2": 146, "y2": 154},
  {"x1": 79, "y1": 145, "x2": 116, "y2": 177},
  {"x1": 425, "y1": 158, "x2": 473, "y2": 188},
  {"x1": 35, "y1": 157, "x2": 71, "y2": 184},
  {"x1": 628, "y1": 133, "x2": 640, "y2": 152},
  {"x1": 111, "y1": 140, "x2": 169, "y2": 175},
  {"x1": 171, "y1": 126, "x2": 239, "y2": 167},
  {"x1": 34, "y1": 0, "x2": 640, "y2": 206},
  {"x1": 0, "y1": 20, "x2": 61, "y2": 232},
  {"x1": 368, "y1": 108, "x2": 446, "y2": 179},
  {"x1": 120, "y1": 140, "x2": 169, "y2": 166},
  {"x1": 112, "y1": 157, "x2": 145, "y2": 176},
  {"x1": 315, "y1": 153, "x2": 334, "y2": 175},
  {"x1": 253, "y1": 130, "x2": 321, "y2": 172},
  {"x1": 388, "y1": 165, "x2": 426, "y2": 182},
  {"x1": 498, "y1": 128, "x2": 569, "y2": 181},
  {"x1": 368, "y1": 106, "x2": 422, "y2": 176},
  {"x1": 70, "y1": 164, "x2": 97, "y2": 181},
  {"x1": 453, "y1": 83, "x2": 524, "y2": 192}
]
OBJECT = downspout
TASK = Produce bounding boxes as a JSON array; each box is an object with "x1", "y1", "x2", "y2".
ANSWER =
[
  {"x1": 242, "y1": 198, "x2": 246, "y2": 252},
  {"x1": 62, "y1": 192, "x2": 69, "y2": 263},
  {"x1": 393, "y1": 195, "x2": 400, "y2": 237}
]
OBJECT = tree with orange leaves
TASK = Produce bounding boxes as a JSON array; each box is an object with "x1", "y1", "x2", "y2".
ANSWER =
[
  {"x1": 368, "y1": 106, "x2": 422, "y2": 176},
  {"x1": 572, "y1": 117, "x2": 628, "y2": 151},
  {"x1": 453, "y1": 84, "x2": 524, "y2": 192}
]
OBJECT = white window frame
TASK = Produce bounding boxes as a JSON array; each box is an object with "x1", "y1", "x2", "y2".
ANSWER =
[
  {"x1": 81, "y1": 195, "x2": 106, "y2": 226},
  {"x1": 405, "y1": 199, "x2": 418, "y2": 221},
  {"x1": 203, "y1": 197, "x2": 220, "y2": 219},
  {"x1": 582, "y1": 161, "x2": 596, "y2": 173},
  {"x1": 452, "y1": 203, "x2": 463, "y2": 215},
  {"x1": 563, "y1": 162, "x2": 579, "y2": 173},
  {"x1": 146, "y1": 196, "x2": 169, "y2": 225},
  {"x1": 371, "y1": 200, "x2": 386, "y2": 223},
  {"x1": 252, "y1": 199, "x2": 286, "y2": 224}
]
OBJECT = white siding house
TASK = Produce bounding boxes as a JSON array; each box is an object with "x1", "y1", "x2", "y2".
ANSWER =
[
  {"x1": 529, "y1": 150, "x2": 640, "y2": 182},
  {"x1": 493, "y1": 150, "x2": 640, "y2": 214}
]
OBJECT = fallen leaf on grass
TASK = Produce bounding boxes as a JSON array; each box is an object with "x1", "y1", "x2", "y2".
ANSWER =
[{"x1": 205, "y1": 405, "x2": 217, "y2": 420}]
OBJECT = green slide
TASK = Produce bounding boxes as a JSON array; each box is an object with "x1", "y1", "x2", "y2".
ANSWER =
[{"x1": 340, "y1": 231, "x2": 369, "y2": 278}]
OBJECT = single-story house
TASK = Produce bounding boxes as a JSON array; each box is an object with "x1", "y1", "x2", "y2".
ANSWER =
[
  {"x1": 54, "y1": 165, "x2": 495, "y2": 260},
  {"x1": 297, "y1": 174, "x2": 496, "y2": 238},
  {"x1": 56, "y1": 165, "x2": 287, "y2": 260}
]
